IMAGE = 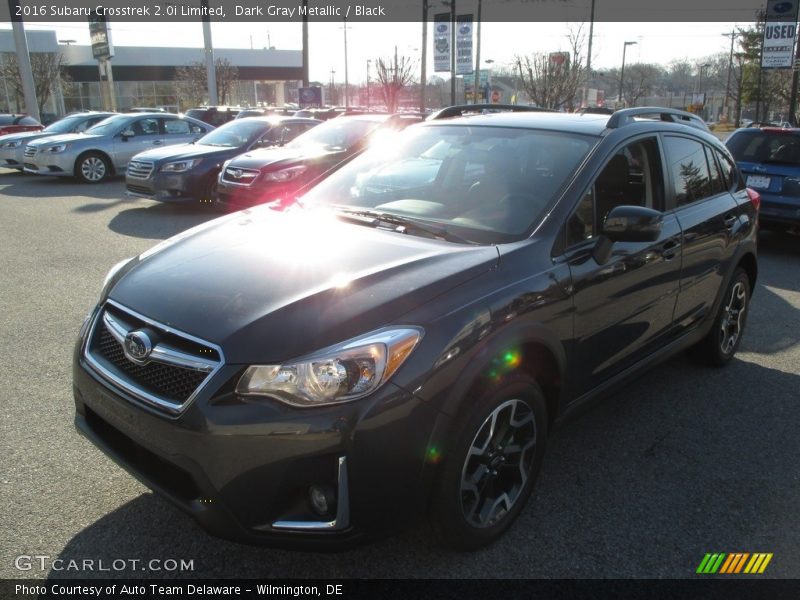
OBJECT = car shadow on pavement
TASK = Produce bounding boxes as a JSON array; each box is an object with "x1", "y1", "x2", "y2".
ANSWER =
[
  {"x1": 106, "y1": 202, "x2": 224, "y2": 240},
  {"x1": 0, "y1": 170, "x2": 127, "y2": 201},
  {"x1": 52, "y1": 357, "x2": 800, "y2": 579}
]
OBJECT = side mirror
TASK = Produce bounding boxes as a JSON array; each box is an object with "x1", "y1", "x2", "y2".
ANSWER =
[{"x1": 592, "y1": 205, "x2": 664, "y2": 264}]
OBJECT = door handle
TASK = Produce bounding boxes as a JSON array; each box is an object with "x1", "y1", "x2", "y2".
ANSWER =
[
  {"x1": 153, "y1": 140, "x2": 163, "y2": 146},
  {"x1": 723, "y1": 214, "x2": 738, "y2": 229},
  {"x1": 661, "y1": 239, "x2": 681, "y2": 260}
]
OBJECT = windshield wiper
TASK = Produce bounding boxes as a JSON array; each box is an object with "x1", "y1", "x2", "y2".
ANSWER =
[{"x1": 334, "y1": 208, "x2": 474, "y2": 244}]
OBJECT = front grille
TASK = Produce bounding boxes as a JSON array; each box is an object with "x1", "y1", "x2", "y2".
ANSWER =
[
  {"x1": 24, "y1": 146, "x2": 36, "y2": 158},
  {"x1": 221, "y1": 166, "x2": 259, "y2": 186},
  {"x1": 126, "y1": 184, "x2": 153, "y2": 196},
  {"x1": 85, "y1": 301, "x2": 223, "y2": 414},
  {"x1": 127, "y1": 160, "x2": 154, "y2": 179}
]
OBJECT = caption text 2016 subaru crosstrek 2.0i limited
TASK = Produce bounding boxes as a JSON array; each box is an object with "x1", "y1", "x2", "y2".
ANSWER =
[{"x1": 73, "y1": 106, "x2": 758, "y2": 550}]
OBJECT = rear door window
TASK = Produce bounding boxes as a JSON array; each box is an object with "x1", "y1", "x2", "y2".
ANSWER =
[{"x1": 663, "y1": 136, "x2": 713, "y2": 207}]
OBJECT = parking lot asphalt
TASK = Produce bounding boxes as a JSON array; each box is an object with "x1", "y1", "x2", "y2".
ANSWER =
[{"x1": 1, "y1": 169, "x2": 798, "y2": 579}]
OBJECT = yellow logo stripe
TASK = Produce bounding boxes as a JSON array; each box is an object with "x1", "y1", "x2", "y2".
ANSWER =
[
  {"x1": 733, "y1": 553, "x2": 750, "y2": 573},
  {"x1": 757, "y1": 553, "x2": 773, "y2": 574}
]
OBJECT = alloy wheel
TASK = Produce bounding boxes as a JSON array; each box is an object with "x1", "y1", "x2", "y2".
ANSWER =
[
  {"x1": 720, "y1": 281, "x2": 747, "y2": 355},
  {"x1": 460, "y1": 398, "x2": 537, "y2": 528},
  {"x1": 81, "y1": 156, "x2": 107, "y2": 182}
]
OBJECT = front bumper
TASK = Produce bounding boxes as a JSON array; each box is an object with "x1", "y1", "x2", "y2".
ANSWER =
[
  {"x1": 23, "y1": 150, "x2": 74, "y2": 176},
  {"x1": 214, "y1": 178, "x2": 296, "y2": 210},
  {"x1": 126, "y1": 169, "x2": 216, "y2": 204},
  {"x1": 0, "y1": 147, "x2": 24, "y2": 169},
  {"x1": 73, "y1": 338, "x2": 439, "y2": 549}
]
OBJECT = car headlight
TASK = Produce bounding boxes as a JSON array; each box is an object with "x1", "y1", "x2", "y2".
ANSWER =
[
  {"x1": 236, "y1": 328, "x2": 423, "y2": 407},
  {"x1": 44, "y1": 143, "x2": 68, "y2": 153},
  {"x1": 160, "y1": 158, "x2": 202, "y2": 173},
  {"x1": 263, "y1": 165, "x2": 307, "y2": 182},
  {"x1": 3, "y1": 140, "x2": 21, "y2": 148}
]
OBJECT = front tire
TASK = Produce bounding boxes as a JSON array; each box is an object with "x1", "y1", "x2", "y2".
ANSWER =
[
  {"x1": 689, "y1": 268, "x2": 751, "y2": 367},
  {"x1": 75, "y1": 152, "x2": 110, "y2": 183},
  {"x1": 430, "y1": 375, "x2": 547, "y2": 550}
]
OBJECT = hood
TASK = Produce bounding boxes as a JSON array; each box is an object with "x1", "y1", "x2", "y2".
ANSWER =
[
  {"x1": 226, "y1": 144, "x2": 342, "y2": 171},
  {"x1": 131, "y1": 143, "x2": 237, "y2": 164},
  {"x1": 0, "y1": 130, "x2": 51, "y2": 144},
  {"x1": 28, "y1": 132, "x2": 100, "y2": 147},
  {"x1": 109, "y1": 207, "x2": 498, "y2": 363}
]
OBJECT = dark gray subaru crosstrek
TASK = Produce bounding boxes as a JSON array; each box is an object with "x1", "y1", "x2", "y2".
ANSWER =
[{"x1": 73, "y1": 106, "x2": 758, "y2": 550}]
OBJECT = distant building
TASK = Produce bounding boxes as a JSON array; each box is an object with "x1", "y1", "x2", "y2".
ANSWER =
[{"x1": 0, "y1": 29, "x2": 303, "y2": 115}]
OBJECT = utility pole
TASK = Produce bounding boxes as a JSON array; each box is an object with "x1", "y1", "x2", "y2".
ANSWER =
[
  {"x1": 302, "y1": 0, "x2": 309, "y2": 86},
  {"x1": 722, "y1": 30, "x2": 737, "y2": 122},
  {"x1": 789, "y1": 22, "x2": 800, "y2": 125},
  {"x1": 343, "y1": 19, "x2": 349, "y2": 109},
  {"x1": 473, "y1": 0, "x2": 482, "y2": 105},
  {"x1": 450, "y1": 0, "x2": 456, "y2": 105},
  {"x1": 420, "y1": 0, "x2": 428, "y2": 113},
  {"x1": 201, "y1": 0, "x2": 218, "y2": 105},
  {"x1": 584, "y1": 0, "x2": 595, "y2": 108},
  {"x1": 8, "y1": 0, "x2": 40, "y2": 121}
]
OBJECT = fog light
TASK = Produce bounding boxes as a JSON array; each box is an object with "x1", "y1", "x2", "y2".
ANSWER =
[{"x1": 308, "y1": 484, "x2": 336, "y2": 516}]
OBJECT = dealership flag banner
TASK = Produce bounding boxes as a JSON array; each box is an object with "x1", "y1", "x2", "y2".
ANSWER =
[
  {"x1": 762, "y1": 0, "x2": 799, "y2": 68},
  {"x1": 456, "y1": 14, "x2": 474, "y2": 75},
  {"x1": 433, "y1": 13, "x2": 451, "y2": 72}
]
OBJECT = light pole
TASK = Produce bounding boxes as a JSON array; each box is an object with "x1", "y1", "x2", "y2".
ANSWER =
[
  {"x1": 366, "y1": 59, "x2": 371, "y2": 110},
  {"x1": 330, "y1": 69, "x2": 336, "y2": 106},
  {"x1": 341, "y1": 20, "x2": 350, "y2": 110},
  {"x1": 618, "y1": 40, "x2": 637, "y2": 108},
  {"x1": 699, "y1": 62, "x2": 711, "y2": 118}
]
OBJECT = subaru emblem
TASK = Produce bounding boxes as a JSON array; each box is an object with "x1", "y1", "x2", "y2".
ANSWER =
[{"x1": 124, "y1": 330, "x2": 153, "y2": 364}]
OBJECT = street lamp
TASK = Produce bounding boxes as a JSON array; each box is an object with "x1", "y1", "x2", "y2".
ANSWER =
[
  {"x1": 366, "y1": 59, "x2": 371, "y2": 110},
  {"x1": 618, "y1": 40, "x2": 637, "y2": 108}
]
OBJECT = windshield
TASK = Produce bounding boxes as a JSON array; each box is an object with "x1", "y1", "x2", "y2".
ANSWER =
[
  {"x1": 287, "y1": 118, "x2": 381, "y2": 152},
  {"x1": 727, "y1": 131, "x2": 800, "y2": 166},
  {"x1": 301, "y1": 124, "x2": 596, "y2": 244},
  {"x1": 43, "y1": 116, "x2": 89, "y2": 134},
  {"x1": 197, "y1": 119, "x2": 273, "y2": 148},
  {"x1": 85, "y1": 114, "x2": 131, "y2": 135}
]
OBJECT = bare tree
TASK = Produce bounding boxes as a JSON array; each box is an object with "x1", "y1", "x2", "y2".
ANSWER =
[
  {"x1": 514, "y1": 25, "x2": 585, "y2": 110},
  {"x1": 374, "y1": 51, "x2": 416, "y2": 113},
  {"x1": 620, "y1": 63, "x2": 662, "y2": 106},
  {"x1": 0, "y1": 52, "x2": 70, "y2": 114},
  {"x1": 174, "y1": 57, "x2": 239, "y2": 108}
]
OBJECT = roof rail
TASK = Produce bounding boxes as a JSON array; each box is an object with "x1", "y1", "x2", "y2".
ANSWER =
[
  {"x1": 607, "y1": 107, "x2": 709, "y2": 131},
  {"x1": 428, "y1": 104, "x2": 554, "y2": 120}
]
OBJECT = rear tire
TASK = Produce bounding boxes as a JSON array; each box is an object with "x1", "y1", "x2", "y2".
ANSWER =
[
  {"x1": 430, "y1": 374, "x2": 547, "y2": 550},
  {"x1": 689, "y1": 268, "x2": 750, "y2": 367},
  {"x1": 75, "y1": 152, "x2": 110, "y2": 183}
]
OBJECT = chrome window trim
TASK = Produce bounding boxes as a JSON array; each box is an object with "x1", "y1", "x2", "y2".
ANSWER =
[
  {"x1": 83, "y1": 299, "x2": 226, "y2": 417},
  {"x1": 271, "y1": 456, "x2": 351, "y2": 531}
]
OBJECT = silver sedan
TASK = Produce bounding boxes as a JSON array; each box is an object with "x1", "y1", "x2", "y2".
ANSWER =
[
  {"x1": 0, "y1": 111, "x2": 114, "y2": 170},
  {"x1": 23, "y1": 113, "x2": 212, "y2": 183}
]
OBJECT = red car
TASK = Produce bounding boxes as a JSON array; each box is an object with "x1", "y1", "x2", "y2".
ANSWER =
[{"x1": 0, "y1": 114, "x2": 43, "y2": 137}]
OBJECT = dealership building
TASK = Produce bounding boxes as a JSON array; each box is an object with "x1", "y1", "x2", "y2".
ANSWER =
[{"x1": 0, "y1": 29, "x2": 303, "y2": 115}]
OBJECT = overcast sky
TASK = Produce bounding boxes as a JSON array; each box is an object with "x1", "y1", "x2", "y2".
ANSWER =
[{"x1": 20, "y1": 20, "x2": 747, "y2": 82}]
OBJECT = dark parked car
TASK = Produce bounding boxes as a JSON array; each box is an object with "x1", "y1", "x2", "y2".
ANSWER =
[
  {"x1": 0, "y1": 111, "x2": 114, "y2": 170},
  {"x1": 726, "y1": 125, "x2": 800, "y2": 231},
  {"x1": 214, "y1": 113, "x2": 424, "y2": 209},
  {"x1": 185, "y1": 106, "x2": 243, "y2": 126},
  {"x1": 0, "y1": 114, "x2": 43, "y2": 137},
  {"x1": 125, "y1": 116, "x2": 321, "y2": 204},
  {"x1": 73, "y1": 107, "x2": 758, "y2": 551}
]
